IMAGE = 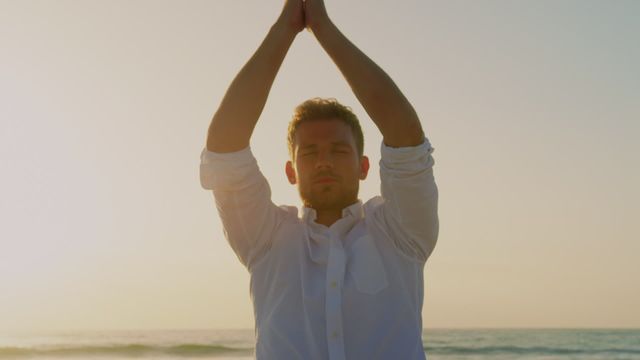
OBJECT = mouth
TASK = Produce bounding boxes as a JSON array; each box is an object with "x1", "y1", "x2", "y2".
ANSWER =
[{"x1": 314, "y1": 176, "x2": 338, "y2": 184}]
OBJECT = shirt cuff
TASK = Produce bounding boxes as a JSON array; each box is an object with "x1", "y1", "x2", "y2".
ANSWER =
[
  {"x1": 199, "y1": 146, "x2": 260, "y2": 190},
  {"x1": 380, "y1": 137, "x2": 435, "y2": 172}
]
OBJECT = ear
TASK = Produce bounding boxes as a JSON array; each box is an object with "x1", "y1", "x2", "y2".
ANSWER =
[
  {"x1": 359, "y1": 155, "x2": 370, "y2": 180},
  {"x1": 285, "y1": 160, "x2": 297, "y2": 185}
]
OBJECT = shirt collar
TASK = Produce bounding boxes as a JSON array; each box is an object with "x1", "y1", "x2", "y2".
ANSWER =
[
  {"x1": 302, "y1": 200, "x2": 364, "y2": 265},
  {"x1": 301, "y1": 200, "x2": 364, "y2": 225}
]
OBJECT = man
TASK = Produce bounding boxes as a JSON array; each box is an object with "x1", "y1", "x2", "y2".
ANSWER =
[{"x1": 199, "y1": 0, "x2": 439, "y2": 359}]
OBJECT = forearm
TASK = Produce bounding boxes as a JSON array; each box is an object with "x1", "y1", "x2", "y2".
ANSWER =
[
  {"x1": 312, "y1": 20, "x2": 424, "y2": 147},
  {"x1": 207, "y1": 22, "x2": 297, "y2": 153}
]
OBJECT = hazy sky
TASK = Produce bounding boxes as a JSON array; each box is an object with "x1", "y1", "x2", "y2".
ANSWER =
[{"x1": 1, "y1": 0, "x2": 638, "y2": 332}]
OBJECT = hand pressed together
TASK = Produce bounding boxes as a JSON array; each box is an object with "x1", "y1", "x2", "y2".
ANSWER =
[
  {"x1": 278, "y1": 0, "x2": 331, "y2": 34},
  {"x1": 278, "y1": 0, "x2": 305, "y2": 34},
  {"x1": 304, "y1": 0, "x2": 330, "y2": 32}
]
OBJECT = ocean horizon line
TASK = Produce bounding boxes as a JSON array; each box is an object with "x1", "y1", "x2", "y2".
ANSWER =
[{"x1": 3, "y1": 326, "x2": 639, "y2": 335}]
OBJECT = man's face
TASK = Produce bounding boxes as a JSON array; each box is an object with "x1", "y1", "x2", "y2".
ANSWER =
[{"x1": 286, "y1": 119, "x2": 369, "y2": 212}]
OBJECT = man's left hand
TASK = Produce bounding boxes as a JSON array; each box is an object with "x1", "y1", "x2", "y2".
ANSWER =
[{"x1": 304, "y1": 0, "x2": 331, "y2": 32}]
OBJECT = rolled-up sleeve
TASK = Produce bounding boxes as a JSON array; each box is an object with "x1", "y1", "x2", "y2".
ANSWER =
[
  {"x1": 200, "y1": 146, "x2": 282, "y2": 270},
  {"x1": 200, "y1": 146, "x2": 262, "y2": 191},
  {"x1": 378, "y1": 138, "x2": 439, "y2": 263}
]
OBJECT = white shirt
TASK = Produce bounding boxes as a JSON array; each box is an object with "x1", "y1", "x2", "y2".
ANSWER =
[{"x1": 200, "y1": 138, "x2": 439, "y2": 360}]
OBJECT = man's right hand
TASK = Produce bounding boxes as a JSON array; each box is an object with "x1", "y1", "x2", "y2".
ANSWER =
[
  {"x1": 277, "y1": 0, "x2": 305, "y2": 34},
  {"x1": 206, "y1": 1, "x2": 301, "y2": 153}
]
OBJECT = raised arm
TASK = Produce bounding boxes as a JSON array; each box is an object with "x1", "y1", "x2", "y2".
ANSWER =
[
  {"x1": 305, "y1": 0, "x2": 424, "y2": 147},
  {"x1": 206, "y1": 1, "x2": 304, "y2": 153},
  {"x1": 305, "y1": 1, "x2": 438, "y2": 262}
]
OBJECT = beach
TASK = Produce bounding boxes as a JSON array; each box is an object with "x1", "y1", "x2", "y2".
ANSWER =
[{"x1": 1, "y1": 328, "x2": 639, "y2": 359}]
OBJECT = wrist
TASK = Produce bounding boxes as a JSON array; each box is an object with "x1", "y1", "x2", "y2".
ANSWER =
[
  {"x1": 308, "y1": 16, "x2": 335, "y2": 38},
  {"x1": 273, "y1": 17, "x2": 303, "y2": 39}
]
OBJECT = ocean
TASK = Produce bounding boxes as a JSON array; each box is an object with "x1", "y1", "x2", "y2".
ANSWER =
[{"x1": 0, "y1": 328, "x2": 638, "y2": 359}]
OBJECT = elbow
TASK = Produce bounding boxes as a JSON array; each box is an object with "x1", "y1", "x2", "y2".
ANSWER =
[{"x1": 425, "y1": 216, "x2": 439, "y2": 260}]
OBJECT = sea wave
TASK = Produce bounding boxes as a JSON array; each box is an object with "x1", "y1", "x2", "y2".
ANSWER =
[
  {"x1": 0, "y1": 343, "x2": 253, "y2": 357},
  {"x1": 426, "y1": 345, "x2": 640, "y2": 356}
]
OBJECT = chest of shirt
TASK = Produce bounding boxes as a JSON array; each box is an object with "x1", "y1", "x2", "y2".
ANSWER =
[{"x1": 248, "y1": 219, "x2": 424, "y2": 315}]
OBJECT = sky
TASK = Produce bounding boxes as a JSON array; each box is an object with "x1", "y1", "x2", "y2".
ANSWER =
[{"x1": 1, "y1": 0, "x2": 638, "y2": 332}]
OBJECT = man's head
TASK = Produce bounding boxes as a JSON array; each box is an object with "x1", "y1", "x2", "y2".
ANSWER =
[{"x1": 285, "y1": 98, "x2": 369, "y2": 212}]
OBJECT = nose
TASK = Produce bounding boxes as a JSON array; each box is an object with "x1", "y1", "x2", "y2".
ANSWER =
[{"x1": 315, "y1": 151, "x2": 334, "y2": 170}]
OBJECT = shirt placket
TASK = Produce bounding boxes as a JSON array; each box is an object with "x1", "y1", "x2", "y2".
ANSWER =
[{"x1": 325, "y1": 228, "x2": 346, "y2": 360}]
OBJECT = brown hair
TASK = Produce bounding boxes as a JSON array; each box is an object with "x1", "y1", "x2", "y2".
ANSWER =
[{"x1": 287, "y1": 97, "x2": 364, "y2": 158}]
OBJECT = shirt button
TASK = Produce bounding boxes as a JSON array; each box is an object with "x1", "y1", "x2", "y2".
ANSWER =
[
  {"x1": 331, "y1": 331, "x2": 339, "y2": 338},
  {"x1": 330, "y1": 281, "x2": 337, "y2": 288}
]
